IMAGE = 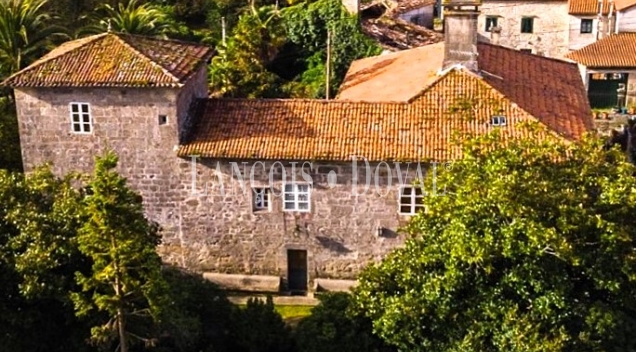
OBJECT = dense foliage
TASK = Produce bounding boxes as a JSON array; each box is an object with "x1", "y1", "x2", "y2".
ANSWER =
[
  {"x1": 294, "y1": 293, "x2": 395, "y2": 352},
  {"x1": 354, "y1": 129, "x2": 636, "y2": 351}
]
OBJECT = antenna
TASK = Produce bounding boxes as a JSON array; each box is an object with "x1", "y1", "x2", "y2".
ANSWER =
[{"x1": 326, "y1": 29, "x2": 331, "y2": 100}]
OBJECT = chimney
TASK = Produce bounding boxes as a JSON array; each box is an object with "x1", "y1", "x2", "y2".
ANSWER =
[
  {"x1": 342, "y1": 0, "x2": 359, "y2": 14},
  {"x1": 442, "y1": 0, "x2": 481, "y2": 72},
  {"x1": 490, "y1": 26, "x2": 501, "y2": 45}
]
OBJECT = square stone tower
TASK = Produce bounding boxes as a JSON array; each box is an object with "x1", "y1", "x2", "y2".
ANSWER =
[{"x1": 2, "y1": 32, "x2": 213, "y2": 234}]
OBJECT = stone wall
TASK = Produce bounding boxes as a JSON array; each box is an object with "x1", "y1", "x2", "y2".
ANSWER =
[
  {"x1": 177, "y1": 66, "x2": 209, "y2": 144},
  {"x1": 13, "y1": 66, "x2": 209, "y2": 244},
  {"x1": 398, "y1": 6, "x2": 435, "y2": 29},
  {"x1": 478, "y1": 0, "x2": 569, "y2": 58},
  {"x1": 617, "y1": 6, "x2": 636, "y2": 32},
  {"x1": 157, "y1": 159, "x2": 449, "y2": 282},
  {"x1": 568, "y1": 15, "x2": 599, "y2": 51}
]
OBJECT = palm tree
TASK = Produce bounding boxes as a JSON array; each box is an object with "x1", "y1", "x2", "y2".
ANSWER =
[
  {"x1": 81, "y1": 0, "x2": 175, "y2": 38},
  {"x1": 0, "y1": 0, "x2": 68, "y2": 77}
]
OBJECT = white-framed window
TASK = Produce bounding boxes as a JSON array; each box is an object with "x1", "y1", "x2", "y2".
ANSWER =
[
  {"x1": 399, "y1": 186, "x2": 425, "y2": 215},
  {"x1": 491, "y1": 115, "x2": 507, "y2": 126},
  {"x1": 252, "y1": 187, "x2": 271, "y2": 212},
  {"x1": 69, "y1": 102, "x2": 92, "y2": 133},
  {"x1": 283, "y1": 183, "x2": 311, "y2": 212}
]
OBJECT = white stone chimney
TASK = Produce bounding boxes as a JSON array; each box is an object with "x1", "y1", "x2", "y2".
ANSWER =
[{"x1": 442, "y1": 0, "x2": 481, "y2": 72}]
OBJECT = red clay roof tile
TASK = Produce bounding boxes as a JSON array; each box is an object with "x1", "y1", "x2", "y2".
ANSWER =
[
  {"x1": 178, "y1": 63, "x2": 593, "y2": 161},
  {"x1": 337, "y1": 42, "x2": 593, "y2": 140},
  {"x1": 2, "y1": 32, "x2": 214, "y2": 88},
  {"x1": 568, "y1": 0, "x2": 612, "y2": 15},
  {"x1": 565, "y1": 32, "x2": 636, "y2": 67}
]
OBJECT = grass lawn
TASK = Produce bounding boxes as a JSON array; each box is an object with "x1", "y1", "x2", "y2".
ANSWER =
[{"x1": 275, "y1": 305, "x2": 314, "y2": 320}]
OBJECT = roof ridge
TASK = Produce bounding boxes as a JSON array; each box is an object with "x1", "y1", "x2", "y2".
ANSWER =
[
  {"x1": 116, "y1": 31, "x2": 211, "y2": 48},
  {"x1": 113, "y1": 33, "x2": 182, "y2": 85},
  {"x1": 2, "y1": 33, "x2": 108, "y2": 86},
  {"x1": 478, "y1": 42, "x2": 579, "y2": 67},
  {"x1": 205, "y1": 97, "x2": 415, "y2": 105}
]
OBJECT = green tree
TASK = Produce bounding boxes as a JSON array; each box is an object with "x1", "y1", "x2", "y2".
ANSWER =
[
  {"x1": 233, "y1": 296, "x2": 296, "y2": 352},
  {"x1": 210, "y1": 4, "x2": 285, "y2": 98},
  {"x1": 0, "y1": 96, "x2": 22, "y2": 171},
  {"x1": 82, "y1": 0, "x2": 175, "y2": 38},
  {"x1": 155, "y1": 267, "x2": 240, "y2": 352},
  {"x1": 0, "y1": 167, "x2": 92, "y2": 351},
  {"x1": 71, "y1": 152, "x2": 169, "y2": 352},
  {"x1": 0, "y1": 0, "x2": 67, "y2": 77},
  {"x1": 354, "y1": 129, "x2": 636, "y2": 351},
  {"x1": 294, "y1": 292, "x2": 395, "y2": 352},
  {"x1": 282, "y1": 0, "x2": 380, "y2": 97}
]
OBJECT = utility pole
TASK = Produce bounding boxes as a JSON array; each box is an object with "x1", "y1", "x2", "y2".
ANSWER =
[
  {"x1": 608, "y1": 0, "x2": 615, "y2": 36},
  {"x1": 326, "y1": 29, "x2": 331, "y2": 100},
  {"x1": 221, "y1": 17, "x2": 227, "y2": 45},
  {"x1": 597, "y1": 0, "x2": 604, "y2": 40}
]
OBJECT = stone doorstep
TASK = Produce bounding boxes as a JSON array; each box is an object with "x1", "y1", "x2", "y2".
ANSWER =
[
  {"x1": 203, "y1": 272, "x2": 281, "y2": 293},
  {"x1": 313, "y1": 278, "x2": 359, "y2": 292}
]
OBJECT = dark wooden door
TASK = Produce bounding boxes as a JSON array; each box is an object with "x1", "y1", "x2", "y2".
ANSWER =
[
  {"x1": 588, "y1": 73, "x2": 628, "y2": 108},
  {"x1": 287, "y1": 250, "x2": 307, "y2": 293}
]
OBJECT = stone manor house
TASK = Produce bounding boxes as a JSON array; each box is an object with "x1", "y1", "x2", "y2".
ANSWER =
[{"x1": 3, "y1": 1, "x2": 594, "y2": 294}]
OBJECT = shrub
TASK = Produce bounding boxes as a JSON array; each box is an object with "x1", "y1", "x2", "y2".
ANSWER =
[{"x1": 294, "y1": 293, "x2": 395, "y2": 352}]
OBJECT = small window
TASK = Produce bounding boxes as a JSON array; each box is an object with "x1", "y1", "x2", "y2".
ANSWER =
[
  {"x1": 410, "y1": 15, "x2": 423, "y2": 26},
  {"x1": 69, "y1": 102, "x2": 92, "y2": 133},
  {"x1": 283, "y1": 184, "x2": 311, "y2": 212},
  {"x1": 158, "y1": 114, "x2": 168, "y2": 125},
  {"x1": 521, "y1": 17, "x2": 534, "y2": 33},
  {"x1": 580, "y1": 19, "x2": 593, "y2": 33},
  {"x1": 399, "y1": 186, "x2": 425, "y2": 215},
  {"x1": 491, "y1": 115, "x2": 507, "y2": 126},
  {"x1": 485, "y1": 16, "x2": 498, "y2": 32},
  {"x1": 252, "y1": 187, "x2": 270, "y2": 211}
]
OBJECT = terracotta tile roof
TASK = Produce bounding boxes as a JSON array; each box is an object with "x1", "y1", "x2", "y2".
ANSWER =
[
  {"x1": 361, "y1": 17, "x2": 443, "y2": 51},
  {"x1": 337, "y1": 42, "x2": 593, "y2": 140},
  {"x1": 565, "y1": 33, "x2": 636, "y2": 67},
  {"x1": 178, "y1": 65, "x2": 593, "y2": 162},
  {"x1": 568, "y1": 0, "x2": 611, "y2": 14},
  {"x1": 2, "y1": 32, "x2": 213, "y2": 88},
  {"x1": 477, "y1": 44, "x2": 594, "y2": 140},
  {"x1": 615, "y1": 0, "x2": 636, "y2": 10},
  {"x1": 337, "y1": 42, "x2": 445, "y2": 102}
]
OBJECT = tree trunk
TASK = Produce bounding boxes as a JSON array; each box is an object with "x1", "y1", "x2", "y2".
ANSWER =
[
  {"x1": 118, "y1": 307, "x2": 128, "y2": 352},
  {"x1": 113, "y1": 235, "x2": 127, "y2": 352}
]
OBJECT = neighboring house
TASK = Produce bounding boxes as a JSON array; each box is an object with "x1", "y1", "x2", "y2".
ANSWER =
[
  {"x1": 352, "y1": 0, "x2": 442, "y2": 52},
  {"x1": 568, "y1": 0, "x2": 636, "y2": 51},
  {"x1": 566, "y1": 32, "x2": 636, "y2": 108},
  {"x1": 568, "y1": 0, "x2": 612, "y2": 51},
  {"x1": 3, "y1": 3, "x2": 593, "y2": 294},
  {"x1": 477, "y1": 0, "x2": 570, "y2": 58},
  {"x1": 360, "y1": 16, "x2": 443, "y2": 51},
  {"x1": 389, "y1": 0, "x2": 437, "y2": 28},
  {"x1": 615, "y1": 0, "x2": 636, "y2": 31}
]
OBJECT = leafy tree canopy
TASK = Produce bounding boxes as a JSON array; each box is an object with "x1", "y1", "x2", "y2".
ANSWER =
[{"x1": 354, "y1": 129, "x2": 636, "y2": 352}]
